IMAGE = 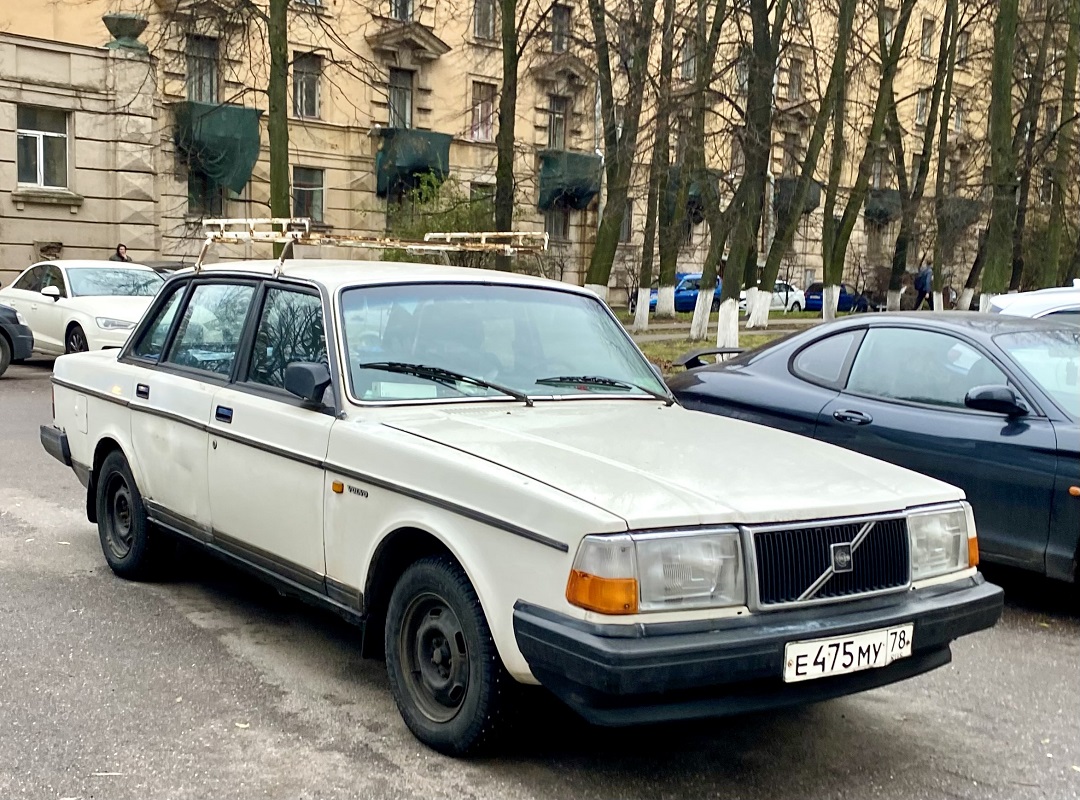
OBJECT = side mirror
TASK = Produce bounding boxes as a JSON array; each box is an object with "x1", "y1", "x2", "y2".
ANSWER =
[
  {"x1": 41, "y1": 286, "x2": 61, "y2": 301},
  {"x1": 284, "y1": 362, "x2": 332, "y2": 407},
  {"x1": 965, "y1": 384, "x2": 1029, "y2": 417}
]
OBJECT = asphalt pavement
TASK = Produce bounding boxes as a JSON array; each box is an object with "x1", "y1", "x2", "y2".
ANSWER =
[{"x1": 1, "y1": 358, "x2": 1078, "y2": 800}]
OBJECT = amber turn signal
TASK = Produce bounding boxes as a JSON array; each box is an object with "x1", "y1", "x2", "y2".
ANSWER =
[
  {"x1": 566, "y1": 569, "x2": 638, "y2": 615},
  {"x1": 332, "y1": 481, "x2": 344, "y2": 494},
  {"x1": 968, "y1": 535, "x2": 979, "y2": 568}
]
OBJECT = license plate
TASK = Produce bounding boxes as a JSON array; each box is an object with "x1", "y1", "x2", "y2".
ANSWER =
[{"x1": 783, "y1": 624, "x2": 913, "y2": 683}]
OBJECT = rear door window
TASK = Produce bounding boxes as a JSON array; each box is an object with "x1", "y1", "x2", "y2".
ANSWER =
[{"x1": 164, "y1": 283, "x2": 256, "y2": 377}]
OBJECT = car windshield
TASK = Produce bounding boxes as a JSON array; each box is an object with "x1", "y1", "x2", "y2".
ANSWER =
[
  {"x1": 994, "y1": 328, "x2": 1080, "y2": 418},
  {"x1": 67, "y1": 268, "x2": 163, "y2": 297},
  {"x1": 340, "y1": 283, "x2": 667, "y2": 403}
]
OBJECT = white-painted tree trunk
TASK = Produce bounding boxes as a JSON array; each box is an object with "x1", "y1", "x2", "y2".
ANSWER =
[
  {"x1": 886, "y1": 289, "x2": 902, "y2": 311},
  {"x1": 978, "y1": 293, "x2": 996, "y2": 312},
  {"x1": 932, "y1": 291, "x2": 943, "y2": 312},
  {"x1": 957, "y1": 287, "x2": 975, "y2": 310},
  {"x1": 656, "y1": 285, "x2": 676, "y2": 317},
  {"x1": 630, "y1": 288, "x2": 651, "y2": 331},
  {"x1": 747, "y1": 291, "x2": 771, "y2": 328},
  {"x1": 822, "y1": 284, "x2": 840, "y2": 321},
  {"x1": 689, "y1": 290, "x2": 712, "y2": 340},
  {"x1": 743, "y1": 287, "x2": 759, "y2": 322},
  {"x1": 715, "y1": 298, "x2": 740, "y2": 348},
  {"x1": 584, "y1": 283, "x2": 608, "y2": 303}
]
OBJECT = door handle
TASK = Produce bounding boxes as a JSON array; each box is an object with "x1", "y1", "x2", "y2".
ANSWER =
[
  {"x1": 215, "y1": 406, "x2": 233, "y2": 423},
  {"x1": 832, "y1": 409, "x2": 873, "y2": 425},
  {"x1": 136, "y1": 383, "x2": 150, "y2": 399}
]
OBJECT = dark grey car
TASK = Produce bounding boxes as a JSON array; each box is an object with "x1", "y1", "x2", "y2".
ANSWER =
[
  {"x1": 0, "y1": 303, "x2": 34, "y2": 377},
  {"x1": 668, "y1": 313, "x2": 1080, "y2": 584}
]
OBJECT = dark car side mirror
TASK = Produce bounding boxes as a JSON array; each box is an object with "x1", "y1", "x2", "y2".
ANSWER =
[
  {"x1": 285, "y1": 362, "x2": 332, "y2": 407},
  {"x1": 965, "y1": 385, "x2": 1029, "y2": 417},
  {"x1": 41, "y1": 286, "x2": 61, "y2": 301}
]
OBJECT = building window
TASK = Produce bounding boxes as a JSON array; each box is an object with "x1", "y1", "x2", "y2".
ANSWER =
[
  {"x1": 388, "y1": 69, "x2": 413, "y2": 128},
  {"x1": 548, "y1": 94, "x2": 568, "y2": 149},
  {"x1": 545, "y1": 207, "x2": 570, "y2": 241},
  {"x1": 792, "y1": 0, "x2": 808, "y2": 24},
  {"x1": 471, "y1": 81, "x2": 497, "y2": 142},
  {"x1": 187, "y1": 171, "x2": 224, "y2": 217},
  {"x1": 782, "y1": 132, "x2": 800, "y2": 177},
  {"x1": 946, "y1": 158, "x2": 961, "y2": 194},
  {"x1": 390, "y1": 0, "x2": 413, "y2": 22},
  {"x1": 680, "y1": 34, "x2": 696, "y2": 80},
  {"x1": 293, "y1": 53, "x2": 322, "y2": 118},
  {"x1": 731, "y1": 129, "x2": 745, "y2": 176},
  {"x1": 1045, "y1": 104, "x2": 1059, "y2": 134},
  {"x1": 920, "y1": 17, "x2": 935, "y2": 58},
  {"x1": 866, "y1": 220, "x2": 885, "y2": 263},
  {"x1": 619, "y1": 199, "x2": 633, "y2": 243},
  {"x1": 736, "y1": 47, "x2": 750, "y2": 94},
  {"x1": 788, "y1": 58, "x2": 804, "y2": 101},
  {"x1": 474, "y1": 0, "x2": 495, "y2": 39},
  {"x1": 186, "y1": 35, "x2": 219, "y2": 104},
  {"x1": 911, "y1": 151, "x2": 923, "y2": 181},
  {"x1": 16, "y1": 106, "x2": 68, "y2": 188},
  {"x1": 957, "y1": 30, "x2": 970, "y2": 63},
  {"x1": 952, "y1": 99, "x2": 964, "y2": 133},
  {"x1": 1039, "y1": 169, "x2": 1054, "y2": 204},
  {"x1": 870, "y1": 154, "x2": 886, "y2": 189},
  {"x1": 293, "y1": 167, "x2": 325, "y2": 222},
  {"x1": 551, "y1": 4, "x2": 571, "y2": 53},
  {"x1": 882, "y1": 8, "x2": 897, "y2": 47},
  {"x1": 916, "y1": 88, "x2": 930, "y2": 126}
]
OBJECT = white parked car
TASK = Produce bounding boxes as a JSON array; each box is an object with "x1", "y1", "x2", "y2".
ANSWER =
[
  {"x1": 988, "y1": 282, "x2": 1080, "y2": 322},
  {"x1": 41, "y1": 257, "x2": 1002, "y2": 755},
  {"x1": 0, "y1": 260, "x2": 163, "y2": 354},
  {"x1": 739, "y1": 280, "x2": 806, "y2": 313}
]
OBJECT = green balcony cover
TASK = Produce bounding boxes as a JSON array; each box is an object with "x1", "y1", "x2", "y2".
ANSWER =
[
  {"x1": 173, "y1": 101, "x2": 262, "y2": 195},
  {"x1": 537, "y1": 150, "x2": 603, "y2": 210},
  {"x1": 665, "y1": 166, "x2": 722, "y2": 224},
  {"x1": 774, "y1": 176, "x2": 823, "y2": 223},
  {"x1": 375, "y1": 128, "x2": 453, "y2": 197},
  {"x1": 864, "y1": 188, "x2": 904, "y2": 224}
]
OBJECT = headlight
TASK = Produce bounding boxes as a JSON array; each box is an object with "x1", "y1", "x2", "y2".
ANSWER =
[
  {"x1": 15, "y1": 310, "x2": 28, "y2": 326},
  {"x1": 95, "y1": 317, "x2": 136, "y2": 331},
  {"x1": 908, "y1": 504, "x2": 976, "y2": 581},
  {"x1": 567, "y1": 530, "x2": 745, "y2": 615}
]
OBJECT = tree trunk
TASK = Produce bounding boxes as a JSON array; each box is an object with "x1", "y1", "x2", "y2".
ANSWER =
[
  {"x1": 268, "y1": 0, "x2": 290, "y2": 221},
  {"x1": 1048, "y1": 0, "x2": 1079, "y2": 286},
  {"x1": 653, "y1": 0, "x2": 681, "y2": 317},
  {"x1": 494, "y1": 0, "x2": 519, "y2": 272},
  {"x1": 982, "y1": 0, "x2": 1020, "y2": 293},
  {"x1": 931, "y1": 0, "x2": 958, "y2": 293},
  {"x1": 958, "y1": 227, "x2": 988, "y2": 309},
  {"x1": 632, "y1": 137, "x2": 664, "y2": 332}
]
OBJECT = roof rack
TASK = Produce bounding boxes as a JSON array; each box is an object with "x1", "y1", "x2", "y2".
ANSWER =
[{"x1": 195, "y1": 218, "x2": 549, "y2": 275}]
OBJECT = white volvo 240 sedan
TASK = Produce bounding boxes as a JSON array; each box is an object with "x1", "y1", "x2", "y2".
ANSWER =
[{"x1": 41, "y1": 258, "x2": 1003, "y2": 755}]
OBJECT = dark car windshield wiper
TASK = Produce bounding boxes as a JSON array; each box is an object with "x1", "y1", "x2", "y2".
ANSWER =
[
  {"x1": 358, "y1": 361, "x2": 533, "y2": 406},
  {"x1": 535, "y1": 375, "x2": 675, "y2": 406}
]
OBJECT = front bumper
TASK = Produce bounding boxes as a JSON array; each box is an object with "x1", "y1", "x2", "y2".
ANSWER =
[
  {"x1": 40, "y1": 425, "x2": 72, "y2": 468},
  {"x1": 513, "y1": 574, "x2": 1002, "y2": 726}
]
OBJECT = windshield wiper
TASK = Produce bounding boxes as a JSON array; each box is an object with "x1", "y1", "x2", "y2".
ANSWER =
[
  {"x1": 535, "y1": 375, "x2": 675, "y2": 406},
  {"x1": 358, "y1": 361, "x2": 533, "y2": 406}
]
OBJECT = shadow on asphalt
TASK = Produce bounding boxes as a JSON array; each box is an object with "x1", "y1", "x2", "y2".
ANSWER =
[{"x1": 982, "y1": 564, "x2": 1079, "y2": 620}]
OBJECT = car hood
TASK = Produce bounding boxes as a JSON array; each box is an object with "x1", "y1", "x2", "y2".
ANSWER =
[
  {"x1": 381, "y1": 401, "x2": 962, "y2": 530},
  {"x1": 62, "y1": 295, "x2": 154, "y2": 323}
]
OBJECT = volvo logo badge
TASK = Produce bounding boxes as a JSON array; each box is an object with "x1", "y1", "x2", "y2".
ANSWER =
[{"x1": 831, "y1": 542, "x2": 854, "y2": 573}]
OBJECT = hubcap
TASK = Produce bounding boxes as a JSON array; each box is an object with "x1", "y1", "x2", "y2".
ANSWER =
[
  {"x1": 104, "y1": 474, "x2": 134, "y2": 560},
  {"x1": 399, "y1": 592, "x2": 469, "y2": 723}
]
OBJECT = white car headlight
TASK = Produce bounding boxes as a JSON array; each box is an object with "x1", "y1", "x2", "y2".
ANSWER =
[
  {"x1": 96, "y1": 317, "x2": 136, "y2": 331},
  {"x1": 15, "y1": 310, "x2": 28, "y2": 326},
  {"x1": 908, "y1": 504, "x2": 976, "y2": 581},
  {"x1": 566, "y1": 530, "x2": 745, "y2": 614}
]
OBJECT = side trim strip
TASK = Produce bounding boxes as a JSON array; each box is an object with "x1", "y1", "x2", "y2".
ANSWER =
[
  {"x1": 52, "y1": 377, "x2": 131, "y2": 408},
  {"x1": 213, "y1": 529, "x2": 326, "y2": 594}
]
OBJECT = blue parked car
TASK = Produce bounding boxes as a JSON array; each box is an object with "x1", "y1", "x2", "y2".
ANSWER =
[
  {"x1": 632, "y1": 273, "x2": 723, "y2": 313},
  {"x1": 804, "y1": 282, "x2": 870, "y2": 313}
]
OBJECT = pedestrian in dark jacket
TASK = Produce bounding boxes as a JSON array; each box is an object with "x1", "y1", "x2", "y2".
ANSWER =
[
  {"x1": 914, "y1": 265, "x2": 933, "y2": 309},
  {"x1": 109, "y1": 244, "x2": 132, "y2": 262}
]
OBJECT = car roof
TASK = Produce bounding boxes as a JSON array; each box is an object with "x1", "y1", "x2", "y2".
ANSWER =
[
  {"x1": 991, "y1": 288, "x2": 1080, "y2": 316},
  {"x1": 820, "y1": 311, "x2": 1074, "y2": 338},
  {"x1": 27, "y1": 260, "x2": 158, "y2": 272},
  {"x1": 174, "y1": 259, "x2": 597, "y2": 296}
]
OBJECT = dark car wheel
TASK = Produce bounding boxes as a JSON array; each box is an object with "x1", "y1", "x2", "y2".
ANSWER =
[
  {"x1": 711, "y1": 297, "x2": 721, "y2": 312},
  {"x1": 66, "y1": 324, "x2": 89, "y2": 354},
  {"x1": 95, "y1": 450, "x2": 163, "y2": 580},
  {"x1": 0, "y1": 335, "x2": 10, "y2": 377},
  {"x1": 385, "y1": 556, "x2": 515, "y2": 756},
  {"x1": 629, "y1": 295, "x2": 637, "y2": 313}
]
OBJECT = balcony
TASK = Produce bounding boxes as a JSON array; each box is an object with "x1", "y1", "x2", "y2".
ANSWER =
[
  {"x1": 864, "y1": 188, "x2": 904, "y2": 224},
  {"x1": 537, "y1": 150, "x2": 603, "y2": 210},
  {"x1": 173, "y1": 101, "x2": 263, "y2": 194},
  {"x1": 375, "y1": 128, "x2": 453, "y2": 197},
  {"x1": 666, "y1": 167, "x2": 723, "y2": 224},
  {"x1": 774, "y1": 176, "x2": 823, "y2": 224}
]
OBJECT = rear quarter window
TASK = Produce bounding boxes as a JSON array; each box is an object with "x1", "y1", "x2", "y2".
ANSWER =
[{"x1": 791, "y1": 330, "x2": 861, "y2": 388}]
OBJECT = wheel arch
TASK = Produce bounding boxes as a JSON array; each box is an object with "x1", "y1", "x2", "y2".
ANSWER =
[{"x1": 86, "y1": 436, "x2": 128, "y2": 524}]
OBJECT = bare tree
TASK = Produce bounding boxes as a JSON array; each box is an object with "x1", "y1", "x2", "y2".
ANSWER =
[{"x1": 1048, "y1": 0, "x2": 1080, "y2": 285}]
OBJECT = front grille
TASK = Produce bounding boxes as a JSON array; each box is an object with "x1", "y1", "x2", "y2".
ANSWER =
[{"x1": 753, "y1": 518, "x2": 910, "y2": 606}]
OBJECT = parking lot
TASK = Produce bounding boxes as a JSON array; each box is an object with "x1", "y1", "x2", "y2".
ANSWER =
[{"x1": 2, "y1": 357, "x2": 1078, "y2": 800}]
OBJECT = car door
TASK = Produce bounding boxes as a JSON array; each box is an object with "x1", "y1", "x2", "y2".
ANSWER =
[
  {"x1": 814, "y1": 326, "x2": 1058, "y2": 572},
  {"x1": 206, "y1": 282, "x2": 335, "y2": 585},
  {"x1": 674, "y1": 278, "x2": 700, "y2": 312},
  {"x1": 126, "y1": 279, "x2": 257, "y2": 535},
  {"x1": 32, "y1": 264, "x2": 69, "y2": 352}
]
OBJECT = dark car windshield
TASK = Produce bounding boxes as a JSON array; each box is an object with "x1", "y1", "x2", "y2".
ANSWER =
[
  {"x1": 340, "y1": 283, "x2": 667, "y2": 403},
  {"x1": 67, "y1": 268, "x2": 163, "y2": 297},
  {"x1": 806, "y1": 283, "x2": 823, "y2": 294},
  {"x1": 995, "y1": 328, "x2": 1080, "y2": 418}
]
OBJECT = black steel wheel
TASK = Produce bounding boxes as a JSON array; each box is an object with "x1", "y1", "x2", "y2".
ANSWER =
[
  {"x1": 95, "y1": 450, "x2": 162, "y2": 580},
  {"x1": 385, "y1": 556, "x2": 515, "y2": 756},
  {"x1": 711, "y1": 297, "x2": 721, "y2": 312},
  {"x1": 66, "y1": 324, "x2": 89, "y2": 354}
]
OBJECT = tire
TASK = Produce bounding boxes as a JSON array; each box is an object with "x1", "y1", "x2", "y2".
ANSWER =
[
  {"x1": 385, "y1": 556, "x2": 515, "y2": 756},
  {"x1": 0, "y1": 334, "x2": 10, "y2": 378},
  {"x1": 629, "y1": 295, "x2": 637, "y2": 313},
  {"x1": 95, "y1": 450, "x2": 162, "y2": 580},
  {"x1": 790, "y1": 301, "x2": 802, "y2": 313},
  {"x1": 66, "y1": 324, "x2": 89, "y2": 354},
  {"x1": 711, "y1": 297, "x2": 720, "y2": 312}
]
